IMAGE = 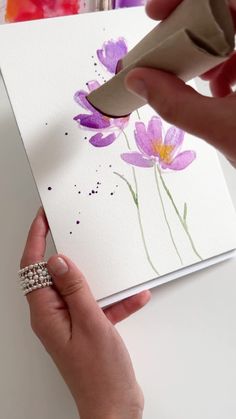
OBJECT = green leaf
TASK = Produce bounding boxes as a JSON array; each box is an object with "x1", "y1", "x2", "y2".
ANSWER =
[
  {"x1": 183, "y1": 203, "x2": 188, "y2": 223},
  {"x1": 114, "y1": 172, "x2": 138, "y2": 207}
]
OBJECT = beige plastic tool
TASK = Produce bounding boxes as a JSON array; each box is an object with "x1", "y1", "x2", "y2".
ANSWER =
[{"x1": 87, "y1": 0, "x2": 235, "y2": 117}]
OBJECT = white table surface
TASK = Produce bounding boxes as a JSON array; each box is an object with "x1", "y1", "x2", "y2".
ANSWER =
[{"x1": 1, "y1": 74, "x2": 236, "y2": 419}]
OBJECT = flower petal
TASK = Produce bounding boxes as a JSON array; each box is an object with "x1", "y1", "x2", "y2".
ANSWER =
[
  {"x1": 74, "y1": 90, "x2": 94, "y2": 112},
  {"x1": 162, "y1": 150, "x2": 196, "y2": 171},
  {"x1": 164, "y1": 127, "x2": 185, "y2": 156},
  {"x1": 97, "y1": 48, "x2": 108, "y2": 69},
  {"x1": 89, "y1": 133, "x2": 116, "y2": 147},
  {"x1": 87, "y1": 80, "x2": 100, "y2": 92},
  {"x1": 74, "y1": 113, "x2": 111, "y2": 129},
  {"x1": 147, "y1": 116, "x2": 162, "y2": 144},
  {"x1": 121, "y1": 152, "x2": 155, "y2": 168},
  {"x1": 134, "y1": 122, "x2": 155, "y2": 157},
  {"x1": 113, "y1": 116, "x2": 130, "y2": 129},
  {"x1": 97, "y1": 38, "x2": 128, "y2": 74},
  {"x1": 74, "y1": 81, "x2": 100, "y2": 112},
  {"x1": 116, "y1": 0, "x2": 145, "y2": 6}
]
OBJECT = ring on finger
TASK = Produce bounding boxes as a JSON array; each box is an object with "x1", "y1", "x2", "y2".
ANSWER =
[{"x1": 18, "y1": 262, "x2": 53, "y2": 295}]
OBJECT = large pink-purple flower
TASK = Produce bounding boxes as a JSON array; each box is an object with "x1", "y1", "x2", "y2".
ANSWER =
[
  {"x1": 121, "y1": 116, "x2": 196, "y2": 170},
  {"x1": 73, "y1": 80, "x2": 129, "y2": 147},
  {"x1": 97, "y1": 38, "x2": 128, "y2": 74}
]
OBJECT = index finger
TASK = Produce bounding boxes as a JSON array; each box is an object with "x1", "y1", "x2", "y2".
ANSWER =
[
  {"x1": 20, "y1": 208, "x2": 71, "y2": 348},
  {"x1": 146, "y1": 0, "x2": 182, "y2": 20},
  {"x1": 146, "y1": 0, "x2": 236, "y2": 24},
  {"x1": 20, "y1": 207, "x2": 62, "y2": 309},
  {"x1": 20, "y1": 207, "x2": 49, "y2": 268}
]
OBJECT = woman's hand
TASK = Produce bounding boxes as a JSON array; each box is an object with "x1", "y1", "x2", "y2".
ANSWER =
[
  {"x1": 126, "y1": 0, "x2": 236, "y2": 166},
  {"x1": 20, "y1": 208, "x2": 150, "y2": 419}
]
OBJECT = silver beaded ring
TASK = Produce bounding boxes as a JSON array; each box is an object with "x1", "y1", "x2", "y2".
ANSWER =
[{"x1": 18, "y1": 262, "x2": 53, "y2": 295}]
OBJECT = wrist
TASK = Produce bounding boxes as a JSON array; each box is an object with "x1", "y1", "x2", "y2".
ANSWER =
[
  {"x1": 82, "y1": 413, "x2": 143, "y2": 419},
  {"x1": 104, "y1": 409, "x2": 143, "y2": 419},
  {"x1": 77, "y1": 384, "x2": 144, "y2": 419},
  {"x1": 79, "y1": 406, "x2": 143, "y2": 419}
]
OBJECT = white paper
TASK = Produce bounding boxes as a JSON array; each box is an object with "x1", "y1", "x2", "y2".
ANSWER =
[{"x1": 0, "y1": 8, "x2": 236, "y2": 306}]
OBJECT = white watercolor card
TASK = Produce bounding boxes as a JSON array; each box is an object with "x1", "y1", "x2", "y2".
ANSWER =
[{"x1": 0, "y1": 7, "x2": 236, "y2": 306}]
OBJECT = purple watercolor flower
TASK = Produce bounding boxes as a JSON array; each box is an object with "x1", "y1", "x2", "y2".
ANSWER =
[
  {"x1": 97, "y1": 38, "x2": 128, "y2": 74},
  {"x1": 121, "y1": 116, "x2": 196, "y2": 170},
  {"x1": 74, "y1": 80, "x2": 129, "y2": 147},
  {"x1": 115, "y1": 0, "x2": 145, "y2": 7}
]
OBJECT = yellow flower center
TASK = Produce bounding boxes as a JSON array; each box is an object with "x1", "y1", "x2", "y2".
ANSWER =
[{"x1": 152, "y1": 141, "x2": 174, "y2": 164}]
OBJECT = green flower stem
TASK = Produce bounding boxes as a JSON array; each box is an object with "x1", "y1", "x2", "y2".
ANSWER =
[
  {"x1": 135, "y1": 190, "x2": 160, "y2": 276},
  {"x1": 154, "y1": 165, "x2": 183, "y2": 265},
  {"x1": 122, "y1": 128, "x2": 131, "y2": 150},
  {"x1": 157, "y1": 166, "x2": 203, "y2": 261},
  {"x1": 120, "y1": 129, "x2": 160, "y2": 276}
]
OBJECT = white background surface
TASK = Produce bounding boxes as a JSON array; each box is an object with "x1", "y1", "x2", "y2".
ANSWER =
[{"x1": 1, "y1": 70, "x2": 236, "y2": 419}]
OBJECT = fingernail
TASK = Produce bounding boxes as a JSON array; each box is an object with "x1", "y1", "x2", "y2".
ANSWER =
[
  {"x1": 126, "y1": 76, "x2": 148, "y2": 100},
  {"x1": 48, "y1": 256, "x2": 69, "y2": 276}
]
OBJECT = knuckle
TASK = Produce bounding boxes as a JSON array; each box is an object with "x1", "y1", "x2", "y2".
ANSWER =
[
  {"x1": 30, "y1": 316, "x2": 44, "y2": 338},
  {"x1": 157, "y1": 97, "x2": 178, "y2": 124},
  {"x1": 30, "y1": 305, "x2": 52, "y2": 340},
  {"x1": 60, "y1": 275, "x2": 84, "y2": 298},
  {"x1": 30, "y1": 314, "x2": 48, "y2": 339},
  {"x1": 30, "y1": 315, "x2": 58, "y2": 353}
]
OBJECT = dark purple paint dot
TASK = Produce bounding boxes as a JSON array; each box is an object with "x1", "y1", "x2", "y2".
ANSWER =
[
  {"x1": 95, "y1": 191, "x2": 98, "y2": 194},
  {"x1": 91, "y1": 55, "x2": 94, "y2": 58},
  {"x1": 92, "y1": 190, "x2": 95, "y2": 194},
  {"x1": 94, "y1": 63, "x2": 97, "y2": 66},
  {"x1": 76, "y1": 220, "x2": 80, "y2": 225},
  {"x1": 89, "y1": 193, "x2": 92, "y2": 196},
  {"x1": 45, "y1": 122, "x2": 48, "y2": 126},
  {"x1": 70, "y1": 231, "x2": 72, "y2": 235},
  {"x1": 109, "y1": 164, "x2": 112, "y2": 168},
  {"x1": 78, "y1": 191, "x2": 81, "y2": 194},
  {"x1": 65, "y1": 132, "x2": 68, "y2": 136},
  {"x1": 110, "y1": 192, "x2": 114, "y2": 196},
  {"x1": 48, "y1": 187, "x2": 52, "y2": 191},
  {"x1": 84, "y1": 137, "x2": 87, "y2": 140},
  {"x1": 74, "y1": 184, "x2": 77, "y2": 187}
]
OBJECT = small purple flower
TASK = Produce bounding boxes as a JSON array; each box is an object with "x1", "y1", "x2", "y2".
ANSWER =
[
  {"x1": 74, "y1": 80, "x2": 129, "y2": 147},
  {"x1": 115, "y1": 0, "x2": 145, "y2": 7},
  {"x1": 121, "y1": 116, "x2": 196, "y2": 170},
  {"x1": 97, "y1": 38, "x2": 128, "y2": 74}
]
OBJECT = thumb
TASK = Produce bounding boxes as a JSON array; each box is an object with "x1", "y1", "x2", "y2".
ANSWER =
[
  {"x1": 48, "y1": 255, "x2": 103, "y2": 326},
  {"x1": 125, "y1": 68, "x2": 236, "y2": 160}
]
